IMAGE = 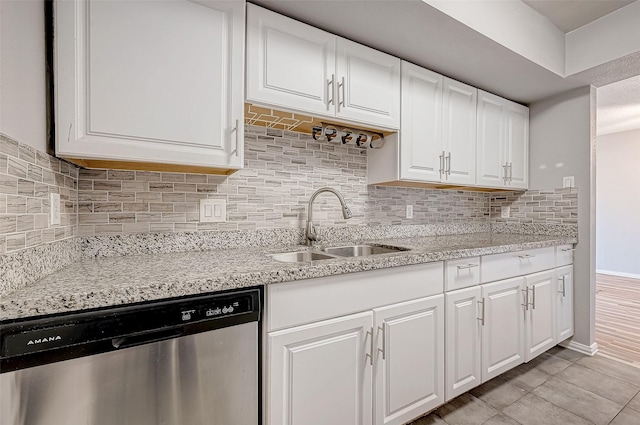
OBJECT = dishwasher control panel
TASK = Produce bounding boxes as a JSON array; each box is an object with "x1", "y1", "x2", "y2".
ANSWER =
[{"x1": 1, "y1": 288, "x2": 261, "y2": 365}]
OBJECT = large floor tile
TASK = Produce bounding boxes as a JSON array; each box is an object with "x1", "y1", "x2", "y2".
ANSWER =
[
  {"x1": 436, "y1": 393, "x2": 498, "y2": 425},
  {"x1": 609, "y1": 407, "x2": 640, "y2": 425},
  {"x1": 503, "y1": 393, "x2": 593, "y2": 425},
  {"x1": 481, "y1": 413, "x2": 521, "y2": 425},
  {"x1": 556, "y1": 364, "x2": 639, "y2": 405},
  {"x1": 410, "y1": 412, "x2": 448, "y2": 425},
  {"x1": 577, "y1": 355, "x2": 640, "y2": 386},
  {"x1": 470, "y1": 377, "x2": 527, "y2": 411},
  {"x1": 627, "y1": 391, "x2": 640, "y2": 412},
  {"x1": 500, "y1": 364, "x2": 551, "y2": 392},
  {"x1": 547, "y1": 345, "x2": 586, "y2": 363},
  {"x1": 527, "y1": 352, "x2": 572, "y2": 375},
  {"x1": 532, "y1": 377, "x2": 623, "y2": 425}
]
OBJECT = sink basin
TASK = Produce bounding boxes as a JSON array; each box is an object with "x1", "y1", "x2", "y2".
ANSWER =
[
  {"x1": 321, "y1": 244, "x2": 408, "y2": 257},
  {"x1": 271, "y1": 251, "x2": 336, "y2": 263}
]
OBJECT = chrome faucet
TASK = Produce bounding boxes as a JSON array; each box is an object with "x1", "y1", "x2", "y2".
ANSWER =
[{"x1": 306, "y1": 187, "x2": 352, "y2": 245}]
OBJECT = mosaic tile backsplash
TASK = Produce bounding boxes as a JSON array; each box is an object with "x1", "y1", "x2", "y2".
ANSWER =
[
  {"x1": 0, "y1": 134, "x2": 78, "y2": 254},
  {"x1": 76, "y1": 125, "x2": 490, "y2": 236}
]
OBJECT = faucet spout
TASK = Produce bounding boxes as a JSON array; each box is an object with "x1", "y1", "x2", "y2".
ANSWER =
[{"x1": 306, "y1": 187, "x2": 352, "y2": 245}]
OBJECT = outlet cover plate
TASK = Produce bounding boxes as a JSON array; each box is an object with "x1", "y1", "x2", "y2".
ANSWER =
[
  {"x1": 563, "y1": 176, "x2": 575, "y2": 188},
  {"x1": 200, "y1": 199, "x2": 226, "y2": 223},
  {"x1": 50, "y1": 193, "x2": 61, "y2": 225},
  {"x1": 501, "y1": 206, "x2": 510, "y2": 219},
  {"x1": 406, "y1": 205, "x2": 413, "y2": 219}
]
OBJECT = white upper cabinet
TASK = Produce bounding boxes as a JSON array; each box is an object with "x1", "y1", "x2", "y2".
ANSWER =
[
  {"x1": 442, "y1": 78, "x2": 477, "y2": 185},
  {"x1": 399, "y1": 63, "x2": 443, "y2": 182},
  {"x1": 477, "y1": 90, "x2": 529, "y2": 189},
  {"x1": 246, "y1": 4, "x2": 400, "y2": 129},
  {"x1": 54, "y1": 0, "x2": 245, "y2": 172},
  {"x1": 245, "y1": 4, "x2": 335, "y2": 116},
  {"x1": 371, "y1": 62, "x2": 477, "y2": 186},
  {"x1": 335, "y1": 38, "x2": 401, "y2": 128}
]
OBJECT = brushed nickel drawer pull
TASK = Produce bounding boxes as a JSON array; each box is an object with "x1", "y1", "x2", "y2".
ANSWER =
[
  {"x1": 522, "y1": 288, "x2": 529, "y2": 311},
  {"x1": 366, "y1": 328, "x2": 374, "y2": 366},
  {"x1": 457, "y1": 264, "x2": 480, "y2": 270},
  {"x1": 561, "y1": 248, "x2": 575, "y2": 252},
  {"x1": 378, "y1": 325, "x2": 386, "y2": 360},
  {"x1": 327, "y1": 74, "x2": 335, "y2": 108},
  {"x1": 518, "y1": 254, "x2": 535, "y2": 259},
  {"x1": 559, "y1": 276, "x2": 566, "y2": 297}
]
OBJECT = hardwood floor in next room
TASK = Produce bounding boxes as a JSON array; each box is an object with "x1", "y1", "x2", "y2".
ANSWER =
[
  {"x1": 409, "y1": 346, "x2": 640, "y2": 425},
  {"x1": 596, "y1": 273, "x2": 640, "y2": 367}
]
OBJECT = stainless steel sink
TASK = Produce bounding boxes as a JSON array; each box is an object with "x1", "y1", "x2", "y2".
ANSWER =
[
  {"x1": 271, "y1": 251, "x2": 336, "y2": 263},
  {"x1": 321, "y1": 244, "x2": 408, "y2": 257}
]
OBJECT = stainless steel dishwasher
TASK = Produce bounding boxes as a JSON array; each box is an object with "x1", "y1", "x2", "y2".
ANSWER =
[{"x1": 0, "y1": 287, "x2": 261, "y2": 425}]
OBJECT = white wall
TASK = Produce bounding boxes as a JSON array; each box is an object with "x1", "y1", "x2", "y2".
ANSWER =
[
  {"x1": 529, "y1": 86, "x2": 597, "y2": 350},
  {"x1": 596, "y1": 129, "x2": 640, "y2": 278},
  {"x1": 0, "y1": 0, "x2": 47, "y2": 151}
]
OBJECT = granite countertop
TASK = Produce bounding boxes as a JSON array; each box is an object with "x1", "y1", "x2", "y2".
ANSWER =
[{"x1": 0, "y1": 232, "x2": 576, "y2": 320}]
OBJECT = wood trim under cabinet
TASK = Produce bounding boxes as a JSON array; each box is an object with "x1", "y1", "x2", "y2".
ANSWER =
[
  {"x1": 371, "y1": 180, "x2": 517, "y2": 193},
  {"x1": 64, "y1": 158, "x2": 238, "y2": 176}
]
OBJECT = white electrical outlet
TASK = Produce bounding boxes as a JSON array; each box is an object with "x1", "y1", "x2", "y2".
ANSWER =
[
  {"x1": 501, "y1": 206, "x2": 510, "y2": 219},
  {"x1": 406, "y1": 205, "x2": 414, "y2": 219},
  {"x1": 200, "y1": 199, "x2": 226, "y2": 223},
  {"x1": 50, "y1": 193, "x2": 61, "y2": 225},
  {"x1": 563, "y1": 176, "x2": 575, "y2": 188}
]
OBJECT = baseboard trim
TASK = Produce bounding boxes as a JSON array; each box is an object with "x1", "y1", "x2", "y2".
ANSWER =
[
  {"x1": 559, "y1": 340, "x2": 598, "y2": 356},
  {"x1": 596, "y1": 269, "x2": 640, "y2": 280}
]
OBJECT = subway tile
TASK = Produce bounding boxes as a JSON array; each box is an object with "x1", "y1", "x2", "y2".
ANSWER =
[
  {"x1": 149, "y1": 203, "x2": 173, "y2": 212},
  {"x1": 93, "y1": 180, "x2": 122, "y2": 191},
  {"x1": 0, "y1": 174, "x2": 18, "y2": 194},
  {"x1": 17, "y1": 179, "x2": 34, "y2": 196},
  {"x1": 16, "y1": 215, "x2": 35, "y2": 232},
  {"x1": 0, "y1": 235, "x2": 5, "y2": 253},
  {"x1": 136, "y1": 213, "x2": 162, "y2": 223},
  {"x1": 122, "y1": 202, "x2": 148, "y2": 212},
  {"x1": 0, "y1": 153, "x2": 7, "y2": 173},
  {"x1": 6, "y1": 233, "x2": 26, "y2": 251},
  {"x1": 27, "y1": 163, "x2": 43, "y2": 182},
  {"x1": 93, "y1": 202, "x2": 122, "y2": 212},
  {"x1": 6, "y1": 195, "x2": 26, "y2": 214},
  {"x1": 94, "y1": 224, "x2": 123, "y2": 235},
  {"x1": 0, "y1": 137, "x2": 20, "y2": 156},
  {"x1": 122, "y1": 222, "x2": 150, "y2": 234},
  {"x1": 0, "y1": 216, "x2": 17, "y2": 234},
  {"x1": 108, "y1": 192, "x2": 136, "y2": 202},
  {"x1": 134, "y1": 170, "x2": 161, "y2": 181},
  {"x1": 34, "y1": 214, "x2": 48, "y2": 229},
  {"x1": 109, "y1": 213, "x2": 136, "y2": 223},
  {"x1": 107, "y1": 170, "x2": 135, "y2": 180},
  {"x1": 26, "y1": 230, "x2": 42, "y2": 248}
]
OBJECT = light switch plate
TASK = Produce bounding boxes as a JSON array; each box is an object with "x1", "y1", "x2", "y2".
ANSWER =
[
  {"x1": 200, "y1": 199, "x2": 226, "y2": 223},
  {"x1": 50, "y1": 193, "x2": 61, "y2": 225}
]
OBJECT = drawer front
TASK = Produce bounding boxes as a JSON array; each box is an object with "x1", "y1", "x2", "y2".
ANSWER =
[
  {"x1": 267, "y1": 262, "x2": 444, "y2": 331},
  {"x1": 481, "y1": 247, "x2": 555, "y2": 283},
  {"x1": 555, "y1": 244, "x2": 574, "y2": 267},
  {"x1": 445, "y1": 257, "x2": 481, "y2": 291}
]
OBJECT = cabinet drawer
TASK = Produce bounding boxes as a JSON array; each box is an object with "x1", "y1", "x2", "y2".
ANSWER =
[
  {"x1": 555, "y1": 245, "x2": 574, "y2": 267},
  {"x1": 267, "y1": 262, "x2": 444, "y2": 331},
  {"x1": 481, "y1": 247, "x2": 555, "y2": 283},
  {"x1": 445, "y1": 257, "x2": 481, "y2": 291}
]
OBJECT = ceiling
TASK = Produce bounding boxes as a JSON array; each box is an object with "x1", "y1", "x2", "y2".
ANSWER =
[
  {"x1": 597, "y1": 75, "x2": 640, "y2": 135},
  {"x1": 522, "y1": 0, "x2": 635, "y2": 33}
]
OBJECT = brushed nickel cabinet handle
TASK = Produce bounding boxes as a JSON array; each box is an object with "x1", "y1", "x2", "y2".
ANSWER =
[
  {"x1": 559, "y1": 276, "x2": 566, "y2": 297},
  {"x1": 562, "y1": 248, "x2": 575, "y2": 252},
  {"x1": 509, "y1": 162, "x2": 513, "y2": 182},
  {"x1": 439, "y1": 151, "x2": 445, "y2": 177},
  {"x1": 477, "y1": 298, "x2": 485, "y2": 326},
  {"x1": 522, "y1": 288, "x2": 529, "y2": 311},
  {"x1": 327, "y1": 74, "x2": 335, "y2": 108},
  {"x1": 457, "y1": 264, "x2": 479, "y2": 270},
  {"x1": 446, "y1": 152, "x2": 452, "y2": 176},
  {"x1": 366, "y1": 328, "x2": 374, "y2": 366},
  {"x1": 518, "y1": 254, "x2": 535, "y2": 259},
  {"x1": 232, "y1": 119, "x2": 240, "y2": 157},
  {"x1": 530, "y1": 285, "x2": 536, "y2": 309},
  {"x1": 337, "y1": 76, "x2": 345, "y2": 111},
  {"x1": 503, "y1": 163, "x2": 509, "y2": 183},
  {"x1": 378, "y1": 325, "x2": 386, "y2": 360}
]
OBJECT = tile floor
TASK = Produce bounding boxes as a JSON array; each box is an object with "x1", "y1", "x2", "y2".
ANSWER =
[{"x1": 409, "y1": 346, "x2": 640, "y2": 425}]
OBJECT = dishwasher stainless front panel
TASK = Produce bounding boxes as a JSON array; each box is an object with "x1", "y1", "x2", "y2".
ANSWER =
[{"x1": 0, "y1": 321, "x2": 258, "y2": 425}]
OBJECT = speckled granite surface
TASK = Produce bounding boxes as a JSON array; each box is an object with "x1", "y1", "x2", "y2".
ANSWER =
[
  {"x1": 0, "y1": 239, "x2": 81, "y2": 298},
  {"x1": 491, "y1": 222, "x2": 578, "y2": 237},
  {"x1": 0, "y1": 232, "x2": 576, "y2": 320},
  {"x1": 81, "y1": 223, "x2": 492, "y2": 258}
]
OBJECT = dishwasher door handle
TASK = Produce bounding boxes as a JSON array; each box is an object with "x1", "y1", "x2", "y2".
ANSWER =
[{"x1": 112, "y1": 329, "x2": 184, "y2": 350}]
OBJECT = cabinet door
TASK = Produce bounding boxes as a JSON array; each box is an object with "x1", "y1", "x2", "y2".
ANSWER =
[
  {"x1": 336, "y1": 38, "x2": 401, "y2": 129},
  {"x1": 524, "y1": 271, "x2": 556, "y2": 361},
  {"x1": 481, "y1": 277, "x2": 525, "y2": 382},
  {"x1": 505, "y1": 102, "x2": 529, "y2": 189},
  {"x1": 246, "y1": 4, "x2": 336, "y2": 117},
  {"x1": 442, "y1": 78, "x2": 477, "y2": 185},
  {"x1": 399, "y1": 62, "x2": 443, "y2": 183},
  {"x1": 267, "y1": 312, "x2": 373, "y2": 425},
  {"x1": 476, "y1": 90, "x2": 507, "y2": 188},
  {"x1": 55, "y1": 0, "x2": 244, "y2": 169},
  {"x1": 555, "y1": 266, "x2": 574, "y2": 343},
  {"x1": 373, "y1": 296, "x2": 444, "y2": 425},
  {"x1": 445, "y1": 287, "x2": 482, "y2": 401}
]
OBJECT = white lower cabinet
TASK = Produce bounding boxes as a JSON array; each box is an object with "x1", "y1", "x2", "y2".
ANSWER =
[
  {"x1": 374, "y1": 296, "x2": 444, "y2": 425},
  {"x1": 445, "y1": 287, "x2": 482, "y2": 401},
  {"x1": 524, "y1": 271, "x2": 557, "y2": 361},
  {"x1": 481, "y1": 277, "x2": 526, "y2": 382},
  {"x1": 267, "y1": 311, "x2": 374, "y2": 425},
  {"x1": 555, "y1": 265, "x2": 574, "y2": 342}
]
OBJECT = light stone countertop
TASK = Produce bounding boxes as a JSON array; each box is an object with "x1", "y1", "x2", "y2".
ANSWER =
[{"x1": 0, "y1": 232, "x2": 576, "y2": 320}]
